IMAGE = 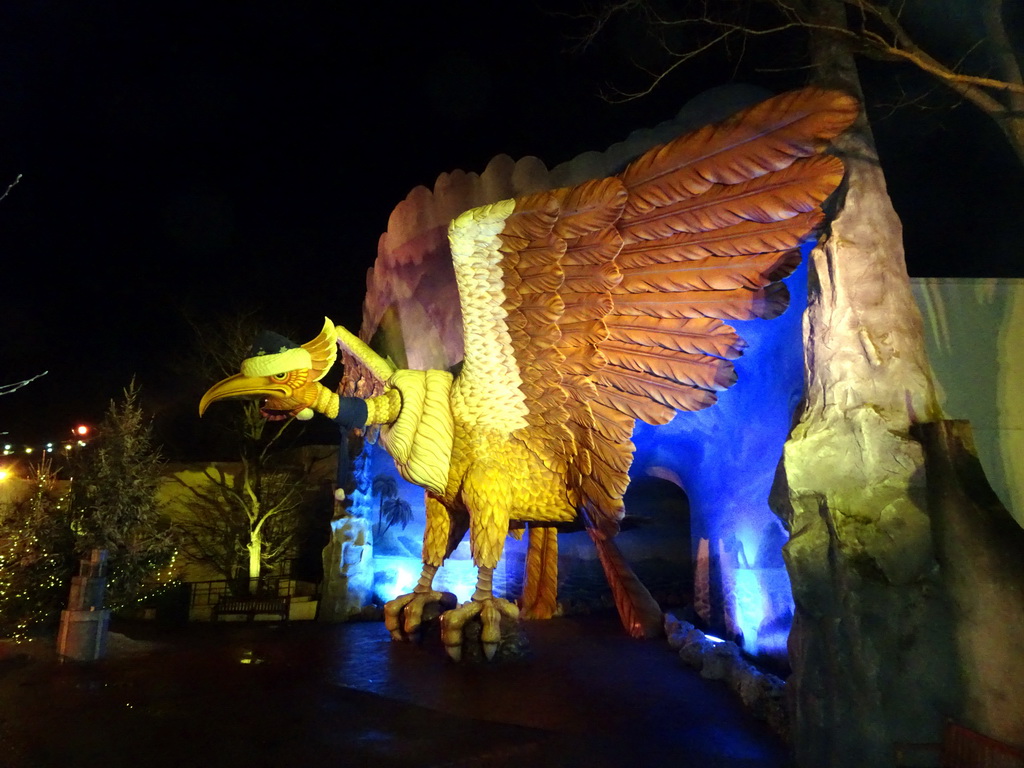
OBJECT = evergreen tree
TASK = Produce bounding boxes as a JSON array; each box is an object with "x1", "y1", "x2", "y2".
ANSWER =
[
  {"x1": 70, "y1": 381, "x2": 177, "y2": 608},
  {"x1": 0, "y1": 458, "x2": 76, "y2": 638}
]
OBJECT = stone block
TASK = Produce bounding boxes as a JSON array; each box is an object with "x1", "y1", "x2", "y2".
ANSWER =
[{"x1": 57, "y1": 609, "x2": 110, "y2": 662}]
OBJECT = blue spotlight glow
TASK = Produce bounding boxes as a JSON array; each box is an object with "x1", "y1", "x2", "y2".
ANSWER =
[
  {"x1": 732, "y1": 569, "x2": 767, "y2": 655},
  {"x1": 372, "y1": 556, "x2": 424, "y2": 603},
  {"x1": 373, "y1": 554, "x2": 505, "y2": 605},
  {"x1": 629, "y1": 251, "x2": 809, "y2": 660}
]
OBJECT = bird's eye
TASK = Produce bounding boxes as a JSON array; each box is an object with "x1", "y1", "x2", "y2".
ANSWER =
[{"x1": 273, "y1": 372, "x2": 289, "y2": 380}]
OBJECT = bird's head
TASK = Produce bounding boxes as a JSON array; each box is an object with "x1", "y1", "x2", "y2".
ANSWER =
[{"x1": 199, "y1": 318, "x2": 338, "y2": 422}]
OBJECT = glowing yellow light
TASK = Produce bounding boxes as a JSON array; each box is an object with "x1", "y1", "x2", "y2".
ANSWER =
[{"x1": 0, "y1": 468, "x2": 9, "y2": 482}]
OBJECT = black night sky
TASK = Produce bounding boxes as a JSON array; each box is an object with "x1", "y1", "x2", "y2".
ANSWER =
[{"x1": 1, "y1": 1, "x2": 1022, "y2": 454}]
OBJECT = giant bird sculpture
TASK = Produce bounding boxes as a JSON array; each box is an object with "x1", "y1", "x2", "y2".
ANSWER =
[{"x1": 201, "y1": 87, "x2": 858, "y2": 659}]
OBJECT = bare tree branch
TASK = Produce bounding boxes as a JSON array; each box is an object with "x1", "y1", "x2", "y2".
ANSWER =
[
  {"x1": 0, "y1": 371, "x2": 48, "y2": 397},
  {"x1": 574, "y1": 0, "x2": 1024, "y2": 161},
  {"x1": 0, "y1": 174, "x2": 22, "y2": 204}
]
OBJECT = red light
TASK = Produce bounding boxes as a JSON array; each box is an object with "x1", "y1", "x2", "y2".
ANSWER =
[{"x1": 75, "y1": 425, "x2": 89, "y2": 436}]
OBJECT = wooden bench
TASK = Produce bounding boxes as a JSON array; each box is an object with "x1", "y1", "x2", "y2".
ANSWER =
[
  {"x1": 213, "y1": 595, "x2": 290, "y2": 622},
  {"x1": 895, "y1": 720, "x2": 1024, "y2": 767}
]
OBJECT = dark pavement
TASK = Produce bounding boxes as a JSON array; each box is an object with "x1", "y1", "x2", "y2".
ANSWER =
[{"x1": 0, "y1": 614, "x2": 792, "y2": 767}]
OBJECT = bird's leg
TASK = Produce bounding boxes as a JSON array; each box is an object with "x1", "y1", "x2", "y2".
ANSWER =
[
  {"x1": 414, "y1": 563, "x2": 439, "y2": 592},
  {"x1": 472, "y1": 565, "x2": 495, "y2": 601},
  {"x1": 438, "y1": 464, "x2": 520, "y2": 661},
  {"x1": 384, "y1": 495, "x2": 464, "y2": 641}
]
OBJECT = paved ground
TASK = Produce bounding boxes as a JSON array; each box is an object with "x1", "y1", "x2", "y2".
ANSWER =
[{"x1": 0, "y1": 613, "x2": 793, "y2": 767}]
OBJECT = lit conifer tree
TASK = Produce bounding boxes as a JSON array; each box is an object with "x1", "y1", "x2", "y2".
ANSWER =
[
  {"x1": 69, "y1": 380, "x2": 177, "y2": 609},
  {"x1": 0, "y1": 457, "x2": 75, "y2": 638}
]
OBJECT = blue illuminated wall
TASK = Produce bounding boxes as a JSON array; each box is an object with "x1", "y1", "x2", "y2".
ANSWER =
[{"x1": 631, "y1": 254, "x2": 808, "y2": 659}]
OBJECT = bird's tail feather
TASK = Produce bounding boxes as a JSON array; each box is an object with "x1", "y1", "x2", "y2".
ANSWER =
[{"x1": 583, "y1": 511, "x2": 663, "y2": 639}]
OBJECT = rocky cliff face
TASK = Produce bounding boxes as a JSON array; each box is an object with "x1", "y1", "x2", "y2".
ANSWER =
[
  {"x1": 773, "y1": 108, "x2": 959, "y2": 765},
  {"x1": 773, "y1": 59, "x2": 1024, "y2": 759}
]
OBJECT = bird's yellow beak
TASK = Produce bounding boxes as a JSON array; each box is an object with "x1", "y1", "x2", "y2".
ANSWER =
[{"x1": 198, "y1": 373, "x2": 291, "y2": 416}]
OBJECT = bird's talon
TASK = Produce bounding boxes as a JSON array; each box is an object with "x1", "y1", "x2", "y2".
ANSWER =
[
  {"x1": 444, "y1": 642, "x2": 463, "y2": 662},
  {"x1": 439, "y1": 597, "x2": 519, "y2": 662},
  {"x1": 384, "y1": 590, "x2": 456, "y2": 641}
]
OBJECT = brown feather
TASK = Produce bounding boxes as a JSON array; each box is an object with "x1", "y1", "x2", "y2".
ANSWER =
[
  {"x1": 561, "y1": 294, "x2": 614, "y2": 323},
  {"x1": 562, "y1": 375, "x2": 599, "y2": 411},
  {"x1": 514, "y1": 237, "x2": 566, "y2": 270},
  {"x1": 592, "y1": 382, "x2": 679, "y2": 424},
  {"x1": 620, "y1": 155, "x2": 844, "y2": 242},
  {"x1": 517, "y1": 303, "x2": 566, "y2": 330},
  {"x1": 618, "y1": 210, "x2": 822, "y2": 267},
  {"x1": 559, "y1": 344, "x2": 604, "y2": 376},
  {"x1": 565, "y1": 403, "x2": 597, "y2": 448},
  {"x1": 594, "y1": 374, "x2": 716, "y2": 421},
  {"x1": 563, "y1": 229, "x2": 626, "y2": 266},
  {"x1": 516, "y1": 267, "x2": 565, "y2": 294},
  {"x1": 619, "y1": 88, "x2": 858, "y2": 216},
  {"x1": 613, "y1": 282, "x2": 790, "y2": 320},
  {"x1": 551, "y1": 178, "x2": 628, "y2": 239},
  {"x1": 588, "y1": 401, "x2": 638, "y2": 466},
  {"x1": 605, "y1": 315, "x2": 746, "y2": 359},
  {"x1": 585, "y1": 436, "x2": 635, "y2": 478},
  {"x1": 602, "y1": 343, "x2": 737, "y2": 391},
  {"x1": 563, "y1": 260, "x2": 623, "y2": 293},
  {"x1": 517, "y1": 240, "x2": 568, "y2": 268},
  {"x1": 580, "y1": 474, "x2": 626, "y2": 514},
  {"x1": 588, "y1": 528, "x2": 664, "y2": 638},
  {"x1": 557, "y1": 320, "x2": 609, "y2": 347},
  {"x1": 506, "y1": 194, "x2": 558, "y2": 239},
  {"x1": 615, "y1": 250, "x2": 801, "y2": 293},
  {"x1": 515, "y1": 291, "x2": 564, "y2": 317}
]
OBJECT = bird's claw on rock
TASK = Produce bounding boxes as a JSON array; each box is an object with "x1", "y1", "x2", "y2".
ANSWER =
[
  {"x1": 440, "y1": 597, "x2": 520, "y2": 661},
  {"x1": 384, "y1": 590, "x2": 458, "y2": 641}
]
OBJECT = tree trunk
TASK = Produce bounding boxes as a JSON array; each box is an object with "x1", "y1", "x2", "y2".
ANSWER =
[
  {"x1": 247, "y1": 535, "x2": 261, "y2": 584},
  {"x1": 982, "y1": 0, "x2": 1024, "y2": 167},
  {"x1": 772, "y1": 1, "x2": 958, "y2": 765}
]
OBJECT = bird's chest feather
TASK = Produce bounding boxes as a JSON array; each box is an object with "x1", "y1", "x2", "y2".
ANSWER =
[{"x1": 442, "y1": 419, "x2": 575, "y2": 522}]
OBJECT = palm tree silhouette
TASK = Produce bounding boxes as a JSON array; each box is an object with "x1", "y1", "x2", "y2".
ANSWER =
[{"x1": 370, "y1": 475, "x2": 412, "y2": 538}]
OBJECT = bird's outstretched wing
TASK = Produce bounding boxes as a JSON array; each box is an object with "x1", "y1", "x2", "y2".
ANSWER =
[
  {"x1": 448, "y1": 87, "x2": 858, "y2": 536},
  {"x1": 336, "y1": 320, "x2": 398, "y2": 403}
]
